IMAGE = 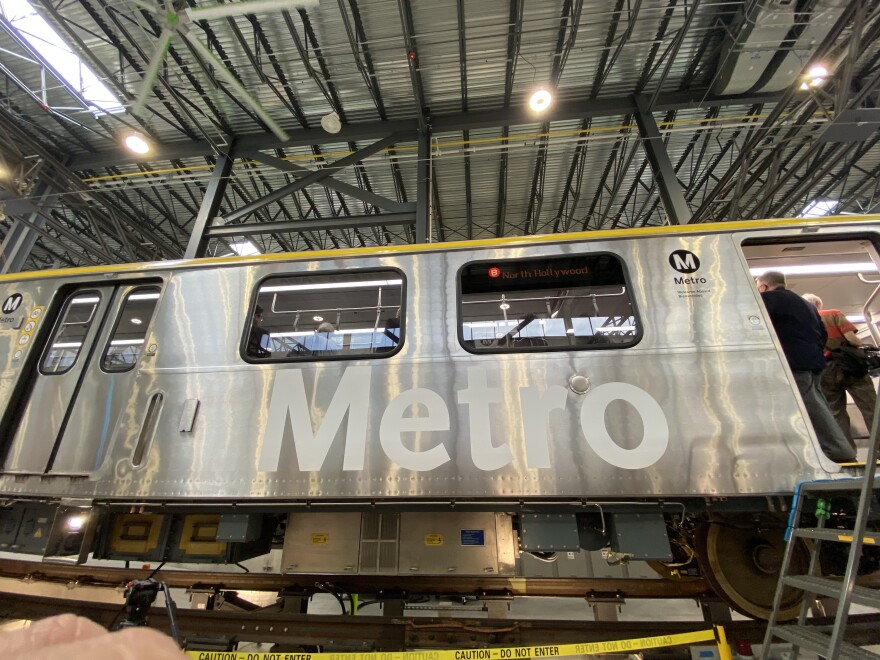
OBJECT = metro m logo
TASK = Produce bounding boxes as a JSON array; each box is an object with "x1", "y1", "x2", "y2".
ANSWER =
[
  {"x1": 668, "y1": 249, "x2": 700, "y2": 274},
  {"x1": 2, "y1": 294, "x2": 22, "y2": 314}
]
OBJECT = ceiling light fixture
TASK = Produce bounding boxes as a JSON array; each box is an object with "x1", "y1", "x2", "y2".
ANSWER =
[
  {"x1": 499, "y1": 303, "x2": 510, "y2": 310},
  {"x1": 321, "y1": 111, "x2": 341, "y2": 134},
  {"x1": 313, "y1": 315, "x2": 323, "y2": 322},
  {"x1": 749, "y1": 263, "x2": 876, "y2": 277},
  {"x1": 123, "y1": 132, "x2": 150, "y2": 155},
  {"x1": 528, "y1": 88, "x2": 552, "y2": 112},
  {"x1": 261, "y1": 279, "x2": 402, "y2": 293},
  {"x1": 800, "y1": 64, "x2": 829, "y2": 90}
]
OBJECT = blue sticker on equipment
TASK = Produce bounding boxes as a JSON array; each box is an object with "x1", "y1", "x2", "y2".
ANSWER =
[{"x1": 460, "y1": 529, "x2": 485, "y2": 546}]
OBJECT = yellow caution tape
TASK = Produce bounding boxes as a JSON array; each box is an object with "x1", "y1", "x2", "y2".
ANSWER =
[{"x1": 185, "y1": 627, "x2": 721, "y2": 660}]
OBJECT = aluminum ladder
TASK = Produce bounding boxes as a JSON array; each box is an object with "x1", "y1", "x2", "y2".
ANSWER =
[{"x1": 760, "y1": 403, "x2": 880, "y2": 660}]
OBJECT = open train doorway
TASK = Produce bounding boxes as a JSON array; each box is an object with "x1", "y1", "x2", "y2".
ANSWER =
[{"x1": 742, "y1": 235, "x2": 880, "y2": 460}]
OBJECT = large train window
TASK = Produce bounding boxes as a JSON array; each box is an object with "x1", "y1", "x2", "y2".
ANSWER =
[
  {"x1": 459, "y1": 253, "x2": 640, "y2": 352},
  {"x1": 40, "y1": 291, "x2": 102, "y2": 374},
  {"x1": 245, "y1": 269, "x2": 404, "y2": 361},
  {"x1": 101, "y1": 286, "x2": 161, "y2": 372}
]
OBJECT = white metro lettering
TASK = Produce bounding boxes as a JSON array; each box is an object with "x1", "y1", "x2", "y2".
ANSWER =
[
  {"x1": 380, "y1": 387, "x2": 451, "y2": 470},
  {"x1": 579, "y1": 382, "x2": 668, "y2": 469},
  {"x1": 457, "y1": 366, "x2": 512, "y2": 470},
  {"x1": 258, "y1": 366, "x2": 371, "y2": 472},
  {"x1": 258, "y1": 367, "x2": 669, "y2": 472}
]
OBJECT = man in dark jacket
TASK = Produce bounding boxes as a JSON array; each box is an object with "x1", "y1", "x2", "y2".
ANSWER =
[
  {"x1": 246, "y1": 305, "x2": 271, "y2": 358},
  {"x1": 756, "y1": 271, "x2": 855, "y2": 463}
]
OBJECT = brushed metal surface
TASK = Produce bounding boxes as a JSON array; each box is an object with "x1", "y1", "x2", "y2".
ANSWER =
[
  {"x1": 52, "y1": 285, "x2": 161, "y2": 473},
  {"x1": 282, "y1": 512, "x2": 362, "y2": 574},
  {"x1": 3, "y1": 287, "x2": 113, "y2": 473},
  {"x1": 398, "y1": 512, "x2": 512, "y2": 575},
  {"x1": 0, "y1": 226, "x2": 874, "y2": 502}
]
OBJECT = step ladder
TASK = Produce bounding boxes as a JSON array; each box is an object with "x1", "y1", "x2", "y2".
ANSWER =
[{"x1": 760, "y1": 404, "x2": 880, "y2": 660}]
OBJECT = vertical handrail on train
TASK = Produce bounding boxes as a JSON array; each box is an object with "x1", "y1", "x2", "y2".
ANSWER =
[{"x1": 858, "y1": 273, "x2": 880, "y2": 346}]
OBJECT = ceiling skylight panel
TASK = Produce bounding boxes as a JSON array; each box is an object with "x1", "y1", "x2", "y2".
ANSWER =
[{"x1": 0, "y1": 0, "x2": 123, "y2": 113}]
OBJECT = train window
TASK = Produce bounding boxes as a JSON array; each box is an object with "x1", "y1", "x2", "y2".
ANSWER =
[
  {"x1": 245, "y1": 269, "x2": 404, "y2": 361},
  {"x1": 101, "y1": 286, "x2": 162, "y2": 372},
  {"x1": 40, "y1": 291, "x2": 102, "y2": 374},
  {"x1": 459, "y1": 253, "x2": 639, "y2": 352}
]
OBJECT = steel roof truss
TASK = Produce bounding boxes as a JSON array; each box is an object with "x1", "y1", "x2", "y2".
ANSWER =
[
  {"x1": 248, "y1": 152, "x2": 415, "y2": 215},
  {"x1": 220, "y1": 132, "x2": 406, "y2": 225}
]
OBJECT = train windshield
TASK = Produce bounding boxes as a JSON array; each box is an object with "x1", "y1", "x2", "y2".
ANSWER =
[
  {"x1": 459, "y1": 253, "x2": 639, "y2": 352},
  {"x1": 246, "y1": 269, "x2": 404, "y2": 361}
]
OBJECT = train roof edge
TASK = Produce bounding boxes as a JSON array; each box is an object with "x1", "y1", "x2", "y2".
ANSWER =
[{"x1": 2, "y1": 213, "x2": 879, "y2": 284}]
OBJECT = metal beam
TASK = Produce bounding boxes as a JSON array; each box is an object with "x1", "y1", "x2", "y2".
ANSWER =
[
  {"x1": 1, "y1": 197, "x2": 110, "y2": 265},
  {"x1": 220, "y1": 133, "x2": 407, "y2": 225},
  {"x1": 249, "y1": 152, "x2": 415, "y2": 214},
  {"x1": 689, "y1": 1, "x2": 859, "y2": 222},
  {"x1": 0, "y1": 183, "x2": 50, "y2": 273},
  {"x1": 184, "y1": 149, "x2": 235, "y2": 259},
  {"x1": 632, "y1": 94, "x2": 691, "y2": 224},
  {"x1": 415, "y1": 129, "x2": 430, "y2": 242},
  {"x1": 206, "y1": 213, "x2": 415, "y2": 238},
  {"x1": 69, "y1": 91, "x2": 788, "y2": 170}
]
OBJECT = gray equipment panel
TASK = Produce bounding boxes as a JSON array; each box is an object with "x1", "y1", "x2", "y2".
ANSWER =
[
  {"x1": 399, "y1": 512, "x2": 515, "y2": 576},
  {"x1": 519, "y1": 514, "x2": 581, "y2": 551},
  {"x1": 608, "y1": 512, "x2": 673, "y2": 561},
  {"x1": 282, "y1": 512, "x2": 362, "y2": 574}
]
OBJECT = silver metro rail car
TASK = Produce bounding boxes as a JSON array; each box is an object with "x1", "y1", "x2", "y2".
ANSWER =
[{"x1": 1, "y1": 215, "x2": 878, "y2": 619}]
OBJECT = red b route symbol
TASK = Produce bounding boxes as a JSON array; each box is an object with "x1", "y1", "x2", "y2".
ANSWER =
[{"x1": 488, "y1": 266, "x2": 501, "y2": 278}]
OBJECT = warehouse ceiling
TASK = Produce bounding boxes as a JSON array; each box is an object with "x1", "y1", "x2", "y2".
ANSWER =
[{"x1": 0, "y1": 0, "x2": 878, "y2": 270}]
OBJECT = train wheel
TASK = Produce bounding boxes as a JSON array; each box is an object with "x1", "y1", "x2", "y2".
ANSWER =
[{"x1": 695, "y1": 513, "x2": 810, "y2": 620}]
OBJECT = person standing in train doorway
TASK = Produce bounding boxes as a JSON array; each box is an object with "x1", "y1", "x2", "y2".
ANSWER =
[
  {"x1": 803, "y1": 293, "x2": 877, "y2": 450},
  {"x1": 246, "y1": 304, "x2": 272, "y2": 358},
  {"x1": 755, "y1": 271, "x2": 856, "y2": 463}
]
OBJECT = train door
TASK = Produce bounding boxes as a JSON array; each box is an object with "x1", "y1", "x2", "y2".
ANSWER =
[
  {"x1": 742, "y1": 234, "x2": 880, "y2": 455},
  {"x1": 2, "y1": 283, "x2": 161, "y2": 474}
]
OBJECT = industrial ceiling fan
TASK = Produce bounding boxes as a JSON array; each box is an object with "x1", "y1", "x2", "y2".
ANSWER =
[{"x1": 128, "y1": 0, "x2": 318, "y2": 140}]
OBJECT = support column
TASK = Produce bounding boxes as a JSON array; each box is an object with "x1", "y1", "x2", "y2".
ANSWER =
[
  {"x1": 185, "y1": 148, "x2": 236, "y2": 259},
  {"x1": 633, "y1": 94, "x2": 692, "y2": 225},
  {"x1": 0, "y1": 183, "x2": 50, "y2": 274},
  {"x1": 415, "y1": 128, "x2": 430, "y2": 243}
]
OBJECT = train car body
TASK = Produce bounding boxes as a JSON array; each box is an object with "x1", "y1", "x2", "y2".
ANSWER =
[{"x1": 0, "y1": 216, "x2": 877, "y2": 618}]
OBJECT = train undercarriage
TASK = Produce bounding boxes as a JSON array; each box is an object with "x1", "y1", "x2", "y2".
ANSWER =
[{"x1": 2, "y1": 493, "x2": 878, "y2": 628}]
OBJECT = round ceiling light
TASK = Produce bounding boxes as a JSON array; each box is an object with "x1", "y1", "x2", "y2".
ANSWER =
[
  {"x1": 808, "y1": 65, "x2": 829, "y2": 79},
  {"x1": 124, "y1": 132, "x2": 151, "y2": 155},
  {"x1": 321, "y1": 111, "x2": 342, "y2": 134},
  {"x1": 801, "y1": 64, "x2": 829, "y2": 90},
  {"x1": 528, "y1": 88, "x2": 552, "y2": 112}
]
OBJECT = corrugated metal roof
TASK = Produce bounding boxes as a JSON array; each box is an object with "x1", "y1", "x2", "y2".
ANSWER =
[{"x1": 0, "y1": 0, "x2": 877, "y2": 269}]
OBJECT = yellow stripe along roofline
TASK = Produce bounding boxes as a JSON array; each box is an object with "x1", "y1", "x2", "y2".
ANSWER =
[{"x1": 1, "y1": 214, "x2": 878, "y2": 284}]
